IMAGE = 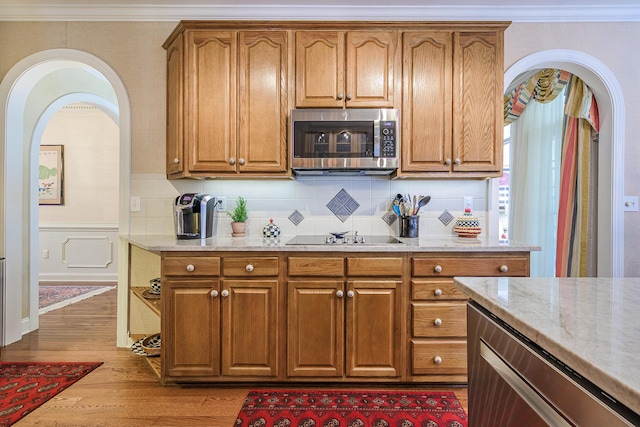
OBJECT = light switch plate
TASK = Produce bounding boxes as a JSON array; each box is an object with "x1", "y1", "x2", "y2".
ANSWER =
[{"x1": 624, "y1": 196, "x2": 639, "y2": 212}]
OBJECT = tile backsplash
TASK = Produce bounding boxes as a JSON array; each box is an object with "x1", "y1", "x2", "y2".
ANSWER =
[{"x1": 130, "y1": 174, "x2": 490, "y2": 238}]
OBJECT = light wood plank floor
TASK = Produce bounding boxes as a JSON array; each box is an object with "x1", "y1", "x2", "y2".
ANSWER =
[{"x1": 1, "y1": 289, "x2": 467, "y2": 426}]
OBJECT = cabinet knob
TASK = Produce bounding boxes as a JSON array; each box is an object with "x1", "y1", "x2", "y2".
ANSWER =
[
  {"x1": 499, "y1": 265, "x2": 509, "y2": 273},
  {"x1": 210, "y1": 290, "x2": 219, "y2": 298},
  {"x1": 347, "y1": 290, "x2": 355, "y2": 298},
  {"x1": 337, "y1": 93, "x2": 344, "y2": 100},
  {"x1": 434, "y1": 265, "x2": 443, "y2": 273},
  {"x1": 434, "y1": 288, "x2": 443, "y2": 296},
  {"x1": 245, "y1": 264, "x2": 254, "y2": 272},
  {"x1": 434, "y1": 356, "x2": 443, "y2": 365},
  {"x1": 173, "y1": 158, "x2": 180, "y2": 164},
  {"x1": 454, "y1": 158, "x2": 461, "y2": 166},
  {"x1": 444, "y1": 158, "x2": 451, "y2": 166},
  {"x1": 229, "y1": 158, "x2": 236, "y2": 165},
  {"x1": 346, "y1": 93, "x2": 353, "y2": 100},
  {"x1": 336, "y1": 290, "x2": 344, "y2": 298},
  {"x1": 186, "y1": 264, "x2": 195, "y2": 272},
  {"x1": 238, "y1": 158, "x2": 245, "y2": 166},
  {"x1": 434, "y1": 318, "x2": 443, "y2": 326},
  {"x1": 221, "y1": 289, "x2": 229, "y2": 297}
]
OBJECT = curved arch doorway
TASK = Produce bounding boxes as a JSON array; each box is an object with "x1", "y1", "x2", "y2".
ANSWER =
[
  {"x1": 0, "y1": 49, "x2": 132, "y2": 347},
  {"x1": 501, "y1": 49, "x2": 624, "y2": 277}
]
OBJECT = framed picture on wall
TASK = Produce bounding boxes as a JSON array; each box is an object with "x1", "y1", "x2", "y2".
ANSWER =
[{"x1": 39, "y1": 145, "x2": 64, "y2": 205}]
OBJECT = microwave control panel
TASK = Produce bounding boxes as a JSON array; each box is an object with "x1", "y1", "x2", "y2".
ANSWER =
[{"x1": 380, "y1": 121, "x2": 396, "y2": 157}]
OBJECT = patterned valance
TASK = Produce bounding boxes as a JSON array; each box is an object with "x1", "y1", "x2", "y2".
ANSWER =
[{"x1": 504, "y1": 68, "x2": 572, "y2": 125}]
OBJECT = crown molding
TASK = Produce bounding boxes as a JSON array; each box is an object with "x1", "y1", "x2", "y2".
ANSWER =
[{"x1": 1, "y1": 4, "x2": 639, "y2": 22}]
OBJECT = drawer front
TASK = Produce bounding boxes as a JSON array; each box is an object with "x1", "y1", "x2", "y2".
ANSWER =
[
  {"x1": 412, "y1": 340, "x2": 467, "y2": 375},
  {"x1": 412, "y1": 303, "x2": 467, "y2": 338},
  {"x1": 347, "y1": 257, "x2": 403, "y2": 277},
  {"x1": 222, "y1": 256, "x2": 279, "y2": 277},
  {"x1": 412, "y1": 280, "x2": 468, "y2": 301},
  {"x1": 163, "y1": 256, "x2": 220, "y2": 277},
  {"x1": 288, "y1": 257, "x2": 344, "y2": 277},
  {"x1": 412, "y1": 255, "x2": 529, "y2": 277}
]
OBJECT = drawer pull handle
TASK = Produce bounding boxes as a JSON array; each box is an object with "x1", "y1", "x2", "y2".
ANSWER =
[
  {"x1": 229, "y1": 157, "x2": 236, "y2": 165},
  {"x1": 434, "y1": 356, "x2": 443, "y2": 365},
  {"x1": 186, "y1": 264, "x2": 195, "y2": 272},
  {"x1": 434, "y1": 265, "x2": 443, "y2": 273},
  {"x1": 336, "y1": 290, "x2": 344, "y2": 298},
  {"x1": 434, "y1": 318, "x2": 443, "y2": 326},
  {"x1": 347, "y1": 290, "x2": 355, "y2": 298},
  {"x1": 210, "y1": 290, "x2": 219, "y2": 298},
  {"x1": 221, "y1": 289, "x2": 229, "y2": 298},
  {"x1": 173, "y1": 158, "x2": 180, "y2": 164},
  {"x1": 245, "y1": 264, "x2": 254, "y2": 272},
  {"x1": 499, "y1": 264, "x2": 509, "y2": 273},
  {"x1": 434, "y1": 288, "x2": 443, "y2": 296}
]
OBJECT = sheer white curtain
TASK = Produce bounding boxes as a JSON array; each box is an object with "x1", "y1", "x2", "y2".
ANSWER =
[{"x1": 509, "y1": 89, "x2": 565, "y2": 277}]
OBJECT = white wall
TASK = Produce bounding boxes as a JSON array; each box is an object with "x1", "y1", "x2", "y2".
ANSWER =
[{"x1": 38, "y1": 104, "x2": 119, "y2": 282}]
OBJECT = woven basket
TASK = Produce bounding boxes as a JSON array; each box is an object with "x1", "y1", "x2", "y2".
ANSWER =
[{"x1": 141, "y1": 333, "x2": 161, "y2": 356}]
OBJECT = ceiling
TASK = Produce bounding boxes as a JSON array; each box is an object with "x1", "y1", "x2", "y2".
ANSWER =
[{"x1": 0, "y1": 0, "x2": 639, "y2": 22}]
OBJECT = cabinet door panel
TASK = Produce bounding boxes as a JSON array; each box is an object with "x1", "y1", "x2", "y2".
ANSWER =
[
  {"x1": 221, "y1": 279, "x2": 278, "y2": 376},
  {"x1": 402, "y1": 32, "x2": 452, "y2": 172},
  {"x1": 162, "y1": 279, "x2": 219, "y2": 378},
  {"x1": 166, "y1": 33, "x2": 184, "y2": 176},
  {"x1": 346, "y1": 280, "x2": 401, "y2": 377},
  {"x1": 287, "y1": 280, "x2": 344, "y2": 377},
  {"x1": 238, "y1": 31, "x2": 288, "y2": 173},
  {"x1": 187, "y1": 31, "x2": 237, "y2": 172},
  {"x1": 346, "y1": 31, "x2": 398, "y2": 107},
  {"x1": 453, "y1": 31, "x2": 502, "y2": 173},
  {"x1": 295, "y1": 31, "x2": 344, "y2": 108}
]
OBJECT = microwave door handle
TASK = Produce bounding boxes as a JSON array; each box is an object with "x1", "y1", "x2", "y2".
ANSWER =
[{"x1": 373, "y1": 120, "x2": 381, "y2": 157}]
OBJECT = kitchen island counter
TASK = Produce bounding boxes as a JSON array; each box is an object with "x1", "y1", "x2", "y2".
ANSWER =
[
  {"x1": 454, "y1": 276, "x2": 640, "y2": 417},
  {"x1": 124, "y1": 234, "x2": 538, "y2": 253}
]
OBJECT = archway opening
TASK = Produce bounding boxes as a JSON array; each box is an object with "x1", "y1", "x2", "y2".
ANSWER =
[{"x1": 1, "y1": 49, "x2": 132, "y2": 347}]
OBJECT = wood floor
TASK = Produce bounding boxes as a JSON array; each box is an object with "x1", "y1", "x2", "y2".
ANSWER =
[{"x1": 0, "y1": 289, "x2": 467, "y2": 426}]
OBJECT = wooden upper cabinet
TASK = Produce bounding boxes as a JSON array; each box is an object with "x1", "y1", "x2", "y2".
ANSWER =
[
  {"x1": 402, "y1": 31, "x2": 453, "y2": 173},
  {"x1": 165, "y1": 33, "x2": 184, "y2": 177},
  {"x1": 453, "y1": 31, "x2": 503, "y2": 174},
  {"x1": 238, "y1": 31, "x2": 288, "y2": 174},
  {"x1": 164, "y1": 27, "x2": 290, "y2": 178},
  {"x1": 186, "y1": 30, "x2": 237, "y2": 174},
  {"x1": 295, "y1": 31, "x2": 399, "y2": 108},
  {"x1": 400, "y1": 29, "x2": 504, "y2": 177}
]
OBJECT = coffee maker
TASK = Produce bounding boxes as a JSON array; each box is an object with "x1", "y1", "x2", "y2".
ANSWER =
[{"x1": 174, "y1": 193, "x2": 218, "y2": 239}]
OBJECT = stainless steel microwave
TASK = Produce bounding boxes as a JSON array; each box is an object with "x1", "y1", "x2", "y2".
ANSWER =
[{"x1": 290, "y1": 108, "x2": 399, "y2": 176}]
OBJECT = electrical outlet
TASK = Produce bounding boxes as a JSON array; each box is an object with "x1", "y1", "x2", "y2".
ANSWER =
[
  {"x1": 42, "y1": 249, "x2": 49, "y2": 259},
  {"x1": 216, "y1": 197, "x2": 226, "y2": 212},
  {"x1": 130, "y1": 196, "x2": 141, "y2": 212},
  {"x1": 464, "y1": 196, "x2": 473, "y2": 211}
]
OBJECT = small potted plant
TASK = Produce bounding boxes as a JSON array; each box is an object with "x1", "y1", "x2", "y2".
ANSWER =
[{"x1": 227, "y1": 196, "x2": 248, "y2": 236}]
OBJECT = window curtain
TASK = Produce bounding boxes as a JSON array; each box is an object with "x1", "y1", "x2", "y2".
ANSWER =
[
  {"x1": 509, "y1": 91, "x2": 565, "y2": 277},
  {"x1": 556, "y1": 75, "x2": 600, "y2": 277},
  {"x1": 504, "y1": 68, "x2": 599, "y2": 277}
]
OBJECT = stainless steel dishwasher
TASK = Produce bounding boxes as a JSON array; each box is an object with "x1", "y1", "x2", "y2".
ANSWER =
[{"x1": 467, "y1": 302, "x2": 640, "y2": 426}]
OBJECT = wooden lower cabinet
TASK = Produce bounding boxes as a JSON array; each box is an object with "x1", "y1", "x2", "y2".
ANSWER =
[
  {"x1": 153, "y1": 250, "x2": 530, "y2": 384},
  {"x1": 161, "y1": 254, "x2": 279, "y2": 382},
  {"x1": 287, "y1": 279, "x2": 402, "y2": 380}
]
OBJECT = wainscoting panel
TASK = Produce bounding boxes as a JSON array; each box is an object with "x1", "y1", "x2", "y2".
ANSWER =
[{"x1": 39, "y1": 224, "x2": 118, "y2": 282}]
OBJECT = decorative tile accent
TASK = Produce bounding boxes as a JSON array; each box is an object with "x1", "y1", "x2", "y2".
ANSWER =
[
  {"x1": 288, "y1": 209, "x2": 304, "y2": 226},
  {"x1": 382, "y1": 211, "x2": 397, "y2": 226},
  {"x1": 438, "y1": 209, "x2": 455, "y2": 226},
  {"x1": 326, "y1": 188, "x2": 360, "y2": 222}
]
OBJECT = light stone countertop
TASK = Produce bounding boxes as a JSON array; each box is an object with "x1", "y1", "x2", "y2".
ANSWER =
[
  {"x1": 453, "y1": 276, "x2": 640, "y2": 415},
  {"x1": 123, "y1": 234, "x2": 539, "y2": 253}
]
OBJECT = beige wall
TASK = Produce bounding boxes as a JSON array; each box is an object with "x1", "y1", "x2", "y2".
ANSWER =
[{"x1": 1, "y1": 21, "x2": 638, "y2": 274}]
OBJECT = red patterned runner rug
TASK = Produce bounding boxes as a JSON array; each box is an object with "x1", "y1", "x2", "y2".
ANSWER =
[
  {"x1": 0, "y1": 362, "x2": 102, "y2": 427},
  {"x1": 236, "y1": 389, "x2": 468, "y2": 427}
]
